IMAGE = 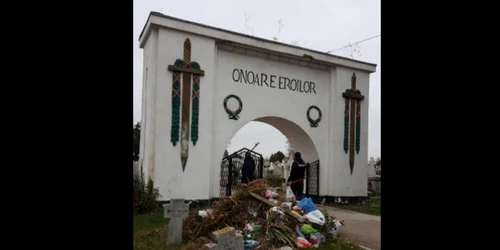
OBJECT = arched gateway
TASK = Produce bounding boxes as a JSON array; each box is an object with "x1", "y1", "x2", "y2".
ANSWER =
[{"x1": 138, "y1": 12, "x2": 377, "y2": 203}]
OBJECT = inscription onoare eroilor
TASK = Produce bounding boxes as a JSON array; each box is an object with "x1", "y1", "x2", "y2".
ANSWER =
[{"x1": 232, "y1": 68, "x2": 318, "y2": 94}]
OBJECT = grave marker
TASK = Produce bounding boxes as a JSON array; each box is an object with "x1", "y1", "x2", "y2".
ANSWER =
[
  {"x1": 163, "y1": 199, "x2": 189, "y2": 244},
  {"x1": 204, "y1": 227, "x2": 243, "y2": 250}
]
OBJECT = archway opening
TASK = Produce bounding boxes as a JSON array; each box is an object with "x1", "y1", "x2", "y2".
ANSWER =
[{"x1": 219, "y1": 116, "x2": 320, "y2": 198}]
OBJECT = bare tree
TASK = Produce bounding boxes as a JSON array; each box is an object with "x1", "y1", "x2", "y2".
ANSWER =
[{"x1": 374, "y1": 158, "x2": 381, "y2": 175}]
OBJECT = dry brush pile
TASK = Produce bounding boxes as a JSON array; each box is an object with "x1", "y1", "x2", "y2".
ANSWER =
[{"x1": 182, "y1": 179, "x2": 334, "y2": 249}]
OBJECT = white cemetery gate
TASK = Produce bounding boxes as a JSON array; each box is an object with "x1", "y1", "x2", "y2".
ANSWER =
[{"x1": 138, "y1": 12, "x2": 377, "y2": 202}]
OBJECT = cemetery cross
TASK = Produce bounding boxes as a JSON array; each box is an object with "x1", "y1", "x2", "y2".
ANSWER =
[{"x1": 163, "y1": 199, "x2": 190, "y2": 244}]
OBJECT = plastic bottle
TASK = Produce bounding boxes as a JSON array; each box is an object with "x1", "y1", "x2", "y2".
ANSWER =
[
  {"x1": 290, "y1": 210, "x2": 305, "y2": 222},
  {"x1": 244, "y1": 240, "x2": 261, "y2": 249},
  {"x1": 296, "y1": 237, "x2": 312, "y2": 248},
  {"x1": 294, "y1": 225, "x2": 305, "y2": 238}
]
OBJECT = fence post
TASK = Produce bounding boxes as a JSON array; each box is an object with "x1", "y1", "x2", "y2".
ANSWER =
[
  {"x1": 259, "y1": 156, "x2": 264, "y2": 179},
  {"x1": 226, "y1": 155, "x2": 233, "y2": 196},
  {"x1": 316, "y1": 161, "x2": 320, "y2": 200},
  {"x1": 306, "y1": 164, "x2": 310, "y2": 196}
]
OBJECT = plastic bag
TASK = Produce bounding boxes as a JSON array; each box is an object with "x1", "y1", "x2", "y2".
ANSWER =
[
  {"x1": 246, "y1": 222, "x2": 255, "y2": 231},
  {"x1": 300, "y1": 224, "x2": 318, "y2": 234},
  {"x1": 309, "y1": 234, "x2": 319, "y2": 245},
  {"x1": 328, "y1": 220, "x2": 344, "y2": 237},
  {"x1": 198, "y1": 210, "x2": 207, "y2": 218},
  {"x1": 286, "y1": 186, "x2": 296, "y2": 202},
  {"x1": 290, "y1": 210, "x2": 305, "y2": 222},
  {"x1": 265, "y1": 189, "x2": 273, "y2": 198},
  {"x1": 310, "y1": 232, "x2": 325, "y2": 248},
  {"x1": 296, "y1": 237, "x2": 312, "y2": 248},
  {"x1": 269, "y1": 206, "x2": 285, "y2": 217},
  {"x1": 281, "y1": 202, "x2": 293, "y2": 209},
  {"x1": 305, "y1": 209, "x2": 326, "y2": 226},
  {"x1": 269, "y1": 187, "x2": 280, "y2": 198},
  {"x1": 310, "y1": 232, "x2": 326, "y2": 243},
  {"x1": 298, "y1": 197, "x2": 317, "y2": 213}
]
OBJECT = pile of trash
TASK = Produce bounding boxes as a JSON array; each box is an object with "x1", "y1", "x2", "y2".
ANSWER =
[{"x1": 182, "y1": 179, "x2": 344, "y2": 249}]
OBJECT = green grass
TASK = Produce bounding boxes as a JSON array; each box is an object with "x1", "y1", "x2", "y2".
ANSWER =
[
  {"x1": 133, "y1": 211, "x2": 184, "y2": 250},
  {"x1": 134, "y1": 211, "x2": 365, "y2": 250},
  {"x1": 331, "y1": 197, "x2": 381, "y2": 216},
  {"x1": 317, "y1": 238, "x2": 366, "y2": 250}
]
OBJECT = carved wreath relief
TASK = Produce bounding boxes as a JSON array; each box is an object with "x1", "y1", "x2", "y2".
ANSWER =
[
  {"x1": 223, "y1": 94, "x2": 243, "y2": 120},
  {"x1": 307, "y1": 105, "x2": 322, "y2": 127}
]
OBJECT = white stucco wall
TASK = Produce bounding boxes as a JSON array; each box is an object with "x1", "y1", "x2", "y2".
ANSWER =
[
  {"x1": 327, "y1": 68, "x2": 370, "y2": 196},
  {"x1": 212, "y1": 49, "x2": 329, "y2": 198},
  {"x1": 139, "y1": 27, "x2": 159, "y2": 184},
  {"x1": 145, "y1": 28, "x2": 217, "y2": 200},
  {"x1": 138, "y1": 12, "x2": 376, "y2": 200}
]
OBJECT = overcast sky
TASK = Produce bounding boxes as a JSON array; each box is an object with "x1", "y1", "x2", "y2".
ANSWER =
[{"x1": 133, "y1": 0, "x2": 380, "y2": 161}]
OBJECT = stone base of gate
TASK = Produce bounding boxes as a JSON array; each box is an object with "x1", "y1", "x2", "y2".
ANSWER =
[
  {"x1": 318, "y1": 196, "x2": 371, "y2": 206},
  {"x1": 157, "y1": 196, "x2": 371, "y2": 209},
  {"x1": 301, "y1": 194, "x2": 320, "y2": 202},
  {"x1": 158, "y1": 198, "x2": 221, "y2": 211}
]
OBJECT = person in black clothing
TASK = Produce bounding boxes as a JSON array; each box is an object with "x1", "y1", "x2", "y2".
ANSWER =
[
  {"x1": 241, "y1": 152, "x2": 256, "y2": 184},
  {"x1": 287, "y1": 151, "x2": 309, "y2": 198}
]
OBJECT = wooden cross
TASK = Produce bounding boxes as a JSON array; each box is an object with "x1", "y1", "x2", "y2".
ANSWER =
[
  {"x1": 342, "y1": 73, "x2": 365, "y2": 174},
  {"x1": 168, "y1": 38, "x2": 205, "y2": 171},
  {"x1": 163, "y1": 199, "x2": 190, "y2": 244}
]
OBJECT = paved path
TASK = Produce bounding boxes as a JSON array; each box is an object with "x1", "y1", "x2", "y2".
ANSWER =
[{"x1": 316, "y1": 205, "x2": 380, "y2": 250}]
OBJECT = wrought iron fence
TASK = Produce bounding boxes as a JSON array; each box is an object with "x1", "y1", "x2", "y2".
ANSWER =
[
  {"x1": 220, "y1": 148, "x2": 264, "y2": 197},
  {"x1": 305, "y1": 160, "x2": 320, "y2": 199}
]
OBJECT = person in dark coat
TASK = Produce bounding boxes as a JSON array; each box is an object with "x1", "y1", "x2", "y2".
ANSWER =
[
  {"x1": 287, "y1": 151, "x2": 309, "y2": 198},
  {"x1": 241, "y1": 152, "x2": 256, "y2": 184}
]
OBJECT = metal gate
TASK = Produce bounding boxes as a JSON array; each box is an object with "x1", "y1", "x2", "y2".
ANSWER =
[
  {"x1": 305, "y1": 160, "x2": 320, "y2": 200},
  {"x1": 220, "y1": 148, "x2": 264, "y2": 197}
]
